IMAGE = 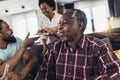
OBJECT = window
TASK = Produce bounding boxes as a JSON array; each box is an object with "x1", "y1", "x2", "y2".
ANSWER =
[
  {"x1": 93, "y1": 6, "x2": 108, "y2": 32},
  {"x1": 12, "y1": 11, "x2": 38, "y2": 40},
  {"x1": 74, "y1": 0, "x2": 109, "y2": 34},
  {"x1": 83, "y1": 8, "x2": 92, "y2": 34}
]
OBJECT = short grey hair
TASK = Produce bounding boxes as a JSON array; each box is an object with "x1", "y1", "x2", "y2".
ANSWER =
[{"x1": 64, "y1": 9, "x2": 87, "y2": 33}]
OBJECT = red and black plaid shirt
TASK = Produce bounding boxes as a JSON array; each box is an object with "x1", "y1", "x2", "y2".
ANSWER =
[{"x1": 35, "y1": 35, "x2": 120, "y2": 80}]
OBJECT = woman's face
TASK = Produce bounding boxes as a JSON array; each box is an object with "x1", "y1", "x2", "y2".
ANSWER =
[{"x1": 39, "y1": 2, "x2": 53, "y2": 17}]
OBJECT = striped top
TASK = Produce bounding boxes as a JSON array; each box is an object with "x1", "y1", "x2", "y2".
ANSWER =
[{"x1": 35, "y1": 35, "x2": 120, "y2": 80}]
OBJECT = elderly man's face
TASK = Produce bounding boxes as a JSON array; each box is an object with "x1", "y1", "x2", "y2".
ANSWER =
[{"x1": 58, "y1": 13, "x2": 82, "y2": 41}]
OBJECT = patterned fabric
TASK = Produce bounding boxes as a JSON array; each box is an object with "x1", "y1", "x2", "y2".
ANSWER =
[{"x1": 35, "y1": 35, "x2": 120, "y2": 80}]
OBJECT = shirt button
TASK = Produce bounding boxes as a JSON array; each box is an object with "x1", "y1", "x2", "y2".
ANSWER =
[
  {"x1": 98, "y1": 51, "x2": 100, "y2": 53},
  {"x1": 69, "y1": 61, "x2": 72, "y2": 64},
  {"x1": 68, "y1": 72, "x2": 71, "y2": 75}
]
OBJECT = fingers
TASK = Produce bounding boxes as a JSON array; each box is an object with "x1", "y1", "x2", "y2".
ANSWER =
[
  {"x1": 25, "y1": 32, "x2": 39, "y2": 41},
  {"x1": 23, "y1": 32, "x2": 40, "y2": 48},
  {"x1": 4, "y1": 72, "x2": 14, "y2": 80},
  {"x1": 32, "y1": 36, "x2": 39, "y2": 41},
  {"x1": 25, "y1": 32, "x2": 30, "y2": 39},
  {"x1": 5, "y1": 72, "x2": 20, "y2": 80}
]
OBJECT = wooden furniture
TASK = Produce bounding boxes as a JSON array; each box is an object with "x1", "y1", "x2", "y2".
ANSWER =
[{"x1": 87, "y1": 28, "x2": 120, "y2": 50}]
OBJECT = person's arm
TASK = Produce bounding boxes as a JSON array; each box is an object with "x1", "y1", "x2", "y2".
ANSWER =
[
  {"x1": 0, "y1": 45, "x2": 26, "y2": 76},
  {"x1": 0, "y1": 33, "x2": 39, "y2": 76},
  {"x1": 47, "y1": 52, "x2": 56, "y2": 80},
  {"x1": 34, "y1": 53, "x2": 48, "y2": 80},
  {"x1": 88, "y1": 44, "x2": 120, "y2": 80},
  {"x1": 42, "y1": 39, "x2": 48, "y2": 54},
  {"x1": 18, "y1": 49, "x2": 37, "y2": 79},
  {"x1": 2, "y1": 50, "x2": 37, "y2": 80},
  {"x1": 35, "y1": 49, "x2": 56, "y2": 80}
]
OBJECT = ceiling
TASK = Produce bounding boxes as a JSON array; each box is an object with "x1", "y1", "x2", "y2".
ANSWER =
[
  {"x1": 0, "y1": 0, "x2": 78, "y2": 17},
  {"x1": 58, "y1": 0, "x2": 78, "y2": 3}
]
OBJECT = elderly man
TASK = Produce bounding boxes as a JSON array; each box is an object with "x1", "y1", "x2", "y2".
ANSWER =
[
  {"x1": 35, "y1": 9, "x2": 120, "y2": 80},
  {"x1": 0, "y1": 19, "x2": 39, "y2": 80}
]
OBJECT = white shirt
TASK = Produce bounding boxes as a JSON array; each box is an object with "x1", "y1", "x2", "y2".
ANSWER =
[{"x1": 38, "y1": 13, "x2": 62, "y2": 44}]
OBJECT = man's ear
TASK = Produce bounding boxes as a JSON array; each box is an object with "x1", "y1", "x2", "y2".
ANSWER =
[{"x1": 78, "y1": 22, "x2": 84, "y2": 30}]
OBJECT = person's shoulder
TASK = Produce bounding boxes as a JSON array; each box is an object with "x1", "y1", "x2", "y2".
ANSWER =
[
  {"x1": 58, "y1": 13, "x2": 62, "y2": 17},
  {"x1": 15, "y1": 37, "x2": 22, "y2": 41},
  {"x1": 86, "y1": 35, "x2": 105, "y2": 46},
  {"x1": 52, "y1": 40, "x2": 63, "y2": 48},
  {"x1": 57, "y1": 13, "x2": 62, "y2": 16},
  {"x1": 55, "y1": 13, "x2": 62, "y2": 17},
  {"x1": 54, "y1": 40, "x2": 63, "y2": 44},
  {"x1": 50, "y1": 40, "x2": 63, "y2": 52},
  {"x1": 15, "y1": 37, "x2": 23, "y2": 43}
]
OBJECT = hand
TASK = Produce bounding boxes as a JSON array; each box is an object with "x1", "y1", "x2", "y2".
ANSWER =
[
  {"x1": 22, "y1": 32, "x2": 39, "y2": 48},
  {"x1": 48, "y1": 27, "x2": 58, "y2": 36},
  {"x1": 37, "y1": 28, "x2": 47, "y2": 33},
  {"x1": 3, "y1": 72, "x2": 21, "y2": 80}
]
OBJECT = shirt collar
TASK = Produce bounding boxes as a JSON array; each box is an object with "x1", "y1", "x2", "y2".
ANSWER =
[
  {"x1": 77, "y1": 34, "x2": 87, "y2": 50},
  {"x1": 63, "y1": 34, "x2": 87, "y2": 50}
]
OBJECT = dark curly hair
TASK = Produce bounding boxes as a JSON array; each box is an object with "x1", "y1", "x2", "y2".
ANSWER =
[{"x1": 38, "y1": 0, "x2": 56, "y2": 11}]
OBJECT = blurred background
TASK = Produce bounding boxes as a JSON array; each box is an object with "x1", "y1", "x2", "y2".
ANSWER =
[{"x1": 0, "y1": 0, "x2": 120, "y2": 51}]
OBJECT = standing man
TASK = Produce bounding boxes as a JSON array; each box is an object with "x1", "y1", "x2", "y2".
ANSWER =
[
  {"x1": 35, "y1": 9, "x2": 120, "y2": 80},
  {"x1": 0, "y1": 19, "x2": 39, "y2": 80}
]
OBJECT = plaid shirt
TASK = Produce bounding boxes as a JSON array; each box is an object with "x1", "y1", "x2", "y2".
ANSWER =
[{"x1": 35, "y1": 35, "x2": 120, "y2": 80}]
